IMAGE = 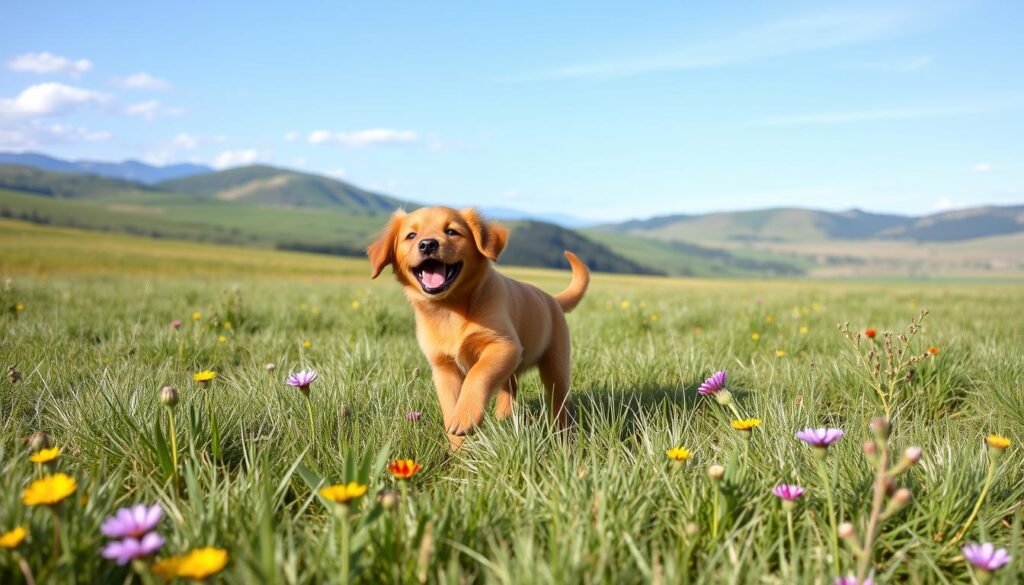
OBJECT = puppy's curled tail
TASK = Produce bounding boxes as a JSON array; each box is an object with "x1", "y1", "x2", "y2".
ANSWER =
[{"x1": 554, "y1": 251, "x2": 590, "y2": 313}]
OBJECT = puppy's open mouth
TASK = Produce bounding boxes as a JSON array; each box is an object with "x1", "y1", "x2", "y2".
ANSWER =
[{"x1": 412, "y1": 259, "x2": 462, "y2": 294}]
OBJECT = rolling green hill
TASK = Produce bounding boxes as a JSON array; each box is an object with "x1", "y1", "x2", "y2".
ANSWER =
[
  {"x1": 156, "y1": 165, "x2": 410, "y2": 212},
  {"x1": 0, "y1": 164, "x2": 163, "y2": 200}
]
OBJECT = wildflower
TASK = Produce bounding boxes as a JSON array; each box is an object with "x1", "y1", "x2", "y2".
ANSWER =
[
  {"x1": 799, "y1": 325, "x2": 809, "y2": 335},
  {"x1": 319, "y1": 481, "x2": 368, "y2": 504},
  {"x1": 265, "y1": 363, "x2": 276, "y2": 372},
  {"x1": 650, "y1": 314, "x2": 659, "y2": 322},
  {"x1": 388, "y1": 459, "x2": 423, "y2": 480},
  {"x1": 377, "y1": 490, "x2": 400, "y2": 509},
  {"x1": 191, "y1": 311, "x2": 201, "y2": 321},
  {"x1": 731, "y1": 418, "x2": 762, "y2": 431},
  {"x1": 751, "y1": 332, "x2": 760, "y2": 341},
  {"x1": 870, "y1": 417, "x2": 890, "y2": 440},
  {"x1": 101, "y1": 533, "x2": 164, "y2": 565},
  {"x1": 796, "y1": 428, "x2": 845, "y2": 447},
  {"x1": 175, "y1": 547, "x2": 229, "y2": 580},
  {"x1": 697, "y1": 371, "x2": 727, "y2": 396},
  {"x1": 29, "y1": 446, "x2": 61, "y2": 464},
  {"x1": 350, "y1": 300, "x2": 360, "y2": 309},
  {"x1": 21, "y1": 473, "x2": 77, "y2": 506},
  {"x1": 160, "y1": 386, "x2": 179, "y2": 409},
  {"x1": 834, "y1": 576, "x2": 873, "y2": 585},
  {"x1": 765, "y1": 314, "x2": 774, "y2": 323},
  {"x1": 776, "y1": 349, "x2": 785, "y2": 357},
  {"x1": 619, "y1": 300, "x2": 630, "y2": 309},
  {"x1": 772, "y1": 484, "x2": 805, "y2": 502},
  {"x1": 302, "y1": 340, "x2": 312, "y2": 348},
  {"x1": 985, "y1": 434, "x2": 1010, "y2": 450},
  {"x1": 865, "y1": 328, "x2": 877, "y2": 339},
  {"x1": 15, "y1": 302, "x2": 25, "y2": 312},
  {"x1": 101, "y1": 504, "x2": 163, "y2": 538},
  {"x1": 192, "y1": 370, "x2": 217, "y2": 384},
  {"x1": 837, "y1": 522, "x2": 857, "y2": 541},
  {"x1": 927, "y1": 346, "x2": 939, "y2": 355},
  {"x1": 222, "y1": 321, "x2": 232, "y2": 329},
  {"x1": 405, "y1": 411, "x2": 423, "y2": 422},
  {"x1": 962, "y1": 542, "x2": 1011, "y2": 573},
  {"x1": 707, "y1": 464, "x2": 725, "y2": 480},
  {"x1": 286, "y1": 370, "x2": 317, "y2": 395},
  {"x1": 693, "y1": 326, "x2": 703, "y2": 335},
  {"x1": 169, "y1": 319, "x2": 182, "y2": 329},
  {"x1": 0, "y1": 526, "x2": 27, "y2": 549},
  {"x1": 665, "y1": 447, "x2": 692, "y2": 463},
  {"x1": 217, "y1": 335, "x2": 226, "y2": 343},
  {"x1": 152, "y1": 556, "x2": 183, "y2": 580}
]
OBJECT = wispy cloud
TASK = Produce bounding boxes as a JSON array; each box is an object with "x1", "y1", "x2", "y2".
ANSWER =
[
  {"x1": 514, "y1": 8, "x2": 918, "y2": 81},
  {"x1": 7, "y1": 52, "x2": 93, "y2": 77},
  {"x1": 114, "y1": 72, "x2": 172, "y2": 91},
  {"x1": 307, "y1": 128, "x2": 419, "y2": 147},
  {"x1": 125, "y1": 100, "x2": 185, "y2": 120},
  {"x1": 0, "y1": 82, "x2": 111, "y2": 118},
  {"x1": 0, "y1": 120, "x2": 110, "y2": 148},
  {"x1": 972, "y1": 162, "x2": 992, "y2": 173},
  {"x1": 756, "y1": 104, "x2": 987, "y2": 126}
]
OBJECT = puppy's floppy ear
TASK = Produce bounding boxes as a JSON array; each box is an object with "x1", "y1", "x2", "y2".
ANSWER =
[
  {"x1": 367, "y1": 209, "x2": 407, "y2": 278},
  {"x1": 460, "y1": 207, "x2": 508, "y2": 261}
]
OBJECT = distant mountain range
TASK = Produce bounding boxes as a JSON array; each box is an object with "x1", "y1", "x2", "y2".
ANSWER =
[
  {"x1": 1, "y1": 152, "x2": 1021, "y2": 277},
  {"x1": 0, "y1": 151, "x2": 210, "y2": 184}
]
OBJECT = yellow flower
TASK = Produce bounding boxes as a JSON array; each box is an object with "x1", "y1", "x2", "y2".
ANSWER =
[
  {"x1": 799, "y1": 325, "x2": 809, "y2": 335},
  {"x1": 619, "y1": 300, "x2": 630, "y2": 309},
  {"x1": 665, "y1": 447, "x2": 692, "y2": 462},
  {"x1": 751, "y1": 332, "x2": 761, "y2": 341},
  {"x1": 22, "y1": 473, "x2": 77, "y2": 506},
  {"x1": 222, "y1": 321, "x2": 232, "y2": 329},
  {"x1": 775, "y1": 349, "x2": 786, "y2": 358},
  {"x1": 191, "y1": 311, "x2": 201, "y2": 321},
  {"x1": 29, "y1": 446, "x2": 61, "y2": 464},
  {"x1": 350, "y1": 300, "x2": 360, "y2": 309},
  {"x1": 731, "y1": 418, "x2": 763, "y2": 431},
  {"x1": 217, "y1": 335, "x2": 227, "y2": 343},
  {"x1": 15, "y1": 303, "x2": 25, "y2": 312},
  {"x1": 986, "y1": 435, "x2": 1011, "y2": 450},
  {"x1": 650, "y1": 314, "x2": 659, "y2": 322},
  {"x1": 302, "y1": 340, "x2": 312, "y2": 348},
  {"x1": 0, "y1": 526, "x2": 27, "y2": 549},
  {"x1": 193, "y1": 370, "x2": 217, "y2": 383},
  {"x1": 176, "y1": 547, "x2": 229, "y2": 580},
  {"x1": 319, "y1": 481, "x2": 368, "y2": 504},
  {"x1": 765, "y1": 315, "x2": 774, "y2": 323}
]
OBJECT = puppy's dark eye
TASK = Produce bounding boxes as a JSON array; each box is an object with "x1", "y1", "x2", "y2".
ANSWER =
[
  {"x1": 405, "y1": 232, "x2": 417, "y2": 240},
  {"x1": 445, "y1": 229, "x2": 459, "y2": 237}
]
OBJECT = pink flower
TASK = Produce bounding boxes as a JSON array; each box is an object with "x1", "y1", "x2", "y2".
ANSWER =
[
  {"x1": 101, "y1": 533, "x2": 164, "y2": 565},
  {"x1": 962, "y1": 542, "x2": 1011, "y2": 571},
  {"x1": 405, "y1": 411, "x2": 422, "y2": 421},
  {"x1": 795, "y1": 428, "x2": 845, "y2": 447},
  {"x1": 698, "y1": 371, "x2": 727, "y2": 395},
  {"x1": 286, "y1": 370, "x2": 318, "y2": 393},
  {"x1": 169, "y1": 319, "x2": 182, "y2": 329},
  {"x1": 101, "y1": 504, "x2": 163, "y2": 539},
  {"x1": 834, "y1": 577, "x2": 873, "y2": 585},
  {"x1": 772, "y1": 484, "x2": 805, "y2": 501}
]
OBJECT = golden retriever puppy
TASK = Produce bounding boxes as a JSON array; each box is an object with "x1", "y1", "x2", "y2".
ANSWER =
[{"x1": 367, "y1": 207, "x2": 589, "y2": 448}]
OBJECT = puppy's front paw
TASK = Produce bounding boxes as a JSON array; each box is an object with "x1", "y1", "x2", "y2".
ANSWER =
[{"x1": 446, "y1": 406, "x2": 485, "y2": 436}]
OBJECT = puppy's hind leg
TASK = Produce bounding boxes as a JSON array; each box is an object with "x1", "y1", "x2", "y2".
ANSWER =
[
  {"x1": 494, "y1": 375, "x2": 518, "y2": 420},
  {"x1": 538, "y1": 322, "x2": 572, "y2": 431}
]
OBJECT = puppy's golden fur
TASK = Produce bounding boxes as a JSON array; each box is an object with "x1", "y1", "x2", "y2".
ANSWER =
[{"x1": 368, "y1": 206, "x2": 589, "y2": 448}]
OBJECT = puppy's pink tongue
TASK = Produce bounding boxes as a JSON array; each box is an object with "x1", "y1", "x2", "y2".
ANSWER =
[{"x1": 421, "y1": 267, "x2": 445, "y2": 289}]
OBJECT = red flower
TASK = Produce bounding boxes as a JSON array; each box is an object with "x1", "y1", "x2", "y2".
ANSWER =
[
  {"x1": 927, "y1": 346, "x2": 939, "y2": 355},
  {"x1": 865, "y1": 328, "x2": 877, "y2": 339},
  {"x1": 388, "y1": 459, "x2": 422, "y2": 480}
]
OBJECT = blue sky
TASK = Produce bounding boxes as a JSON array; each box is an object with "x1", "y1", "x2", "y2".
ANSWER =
[{"x1": 2, "y1": 0, "x2": 1022, "y2": 220}]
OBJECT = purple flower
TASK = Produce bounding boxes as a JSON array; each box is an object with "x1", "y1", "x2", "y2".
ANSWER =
[
  {"x1": 796, "y1": 428, "x2": 845, "y2": 447},
  {"x1": 834, "y1": 577, "x2": 872, "y2": 585},
  {"x1": 698, "y1": 371, "x2": 727, "y2": 395},
  {"x1": 101, "y1": 532, "x2": 164, "y2": 565},
  {"x1": 100, "y1": 504, "x2": 163, "y2": 539},
  {"x1": 962, "y1": 542, "x2": 1011, "y2": 571},
  {"x1": 406, "y1": 411, "x2": 422, "y2": 421},
  {"x1": 286, "y1": 370, "x2": 318, "y2": 392},
  {"x1": 772, "y1": 484, "x2": 805, "y2": 501},
  {"x1": 169, "y1": 319, "x2": 182, "y2": 330}
]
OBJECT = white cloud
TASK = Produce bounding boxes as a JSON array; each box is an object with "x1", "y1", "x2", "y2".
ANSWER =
[
  {"x1": 307, "y1": 128, "x2": 419, "y2": 147},
  {"x1": 8, "y1": 52, "x2": 93, "y2": 76},
  {"x1": 933, "y1": 197, "x2": 954, "y2": 211},
  {"x1": 972, "y1": 162, "x2": 993, "y2": 173},
  {"x1": 125, "y1": 100, "x2": 185, "y2": 120},
  {"x1": 324, "y1": 168, "x2": 347, "y2": 178},
  {"x1": 516, "y1": 8, "x2": 919, "y2": 80},
  {"x1": 114, "y1": 72, "x2": 172, "y2": 91},
  {"x1": 0, "y1": 120, "x2": 110, "y2": 148},
  {"x1": 211, "y1": 149, "x2": 269, "y2": 169},
  {"x1": 0, "y1": 83, "x2": 111, "y2": 117},
  {"x1": 172, "y1": 133, "x2": 200, "y2": 149},
  {"x1": 284, "y1": 131, "x2": 300, "y2": 142}
]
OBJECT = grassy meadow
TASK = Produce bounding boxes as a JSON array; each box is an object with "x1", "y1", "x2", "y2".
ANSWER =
[{"x1": 1, "y1": 219, "x2": 1022, "y2": 583}]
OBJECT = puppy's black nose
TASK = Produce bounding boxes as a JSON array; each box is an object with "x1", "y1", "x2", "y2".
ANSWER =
[{"x1": 418, "y1": 238, "x2": 439, "y2": 255}]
